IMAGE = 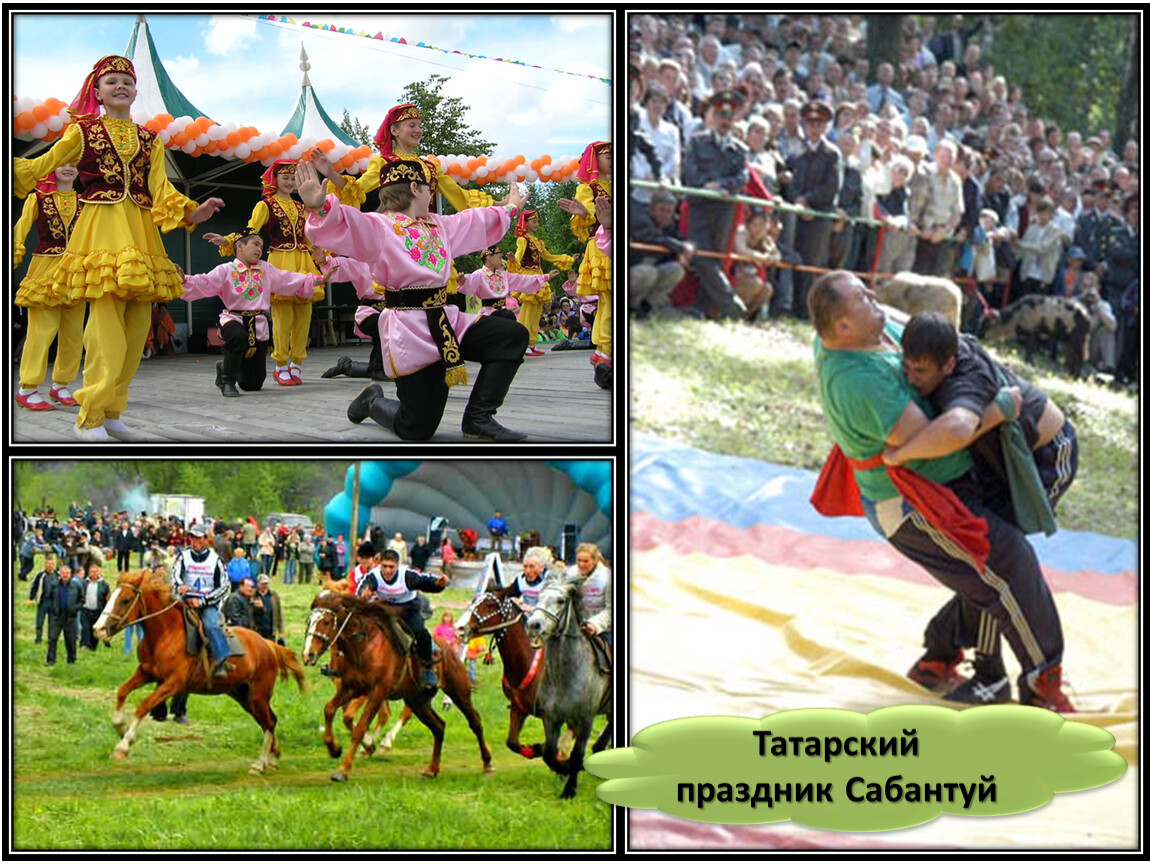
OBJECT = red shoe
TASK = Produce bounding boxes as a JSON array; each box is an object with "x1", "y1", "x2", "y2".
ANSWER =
[
  {"x1": 589, "y1": 351, "x2": 609, "y2": 366},
  {"x1": 50, "y1": 385, "x2": 79, "y2": 407},
  {"x1": 274, "y1": 370, "x2": 295, "y2": 386},
  {"x1": 289, "y1": 366, "x2": 303, "y2": 384},
  {"x1": 16, "y1": 391, "x2": 55, "y2": 411},
  {"x1": 1021, "y1": 665, "x2": 1076, "y2": 713},
  {"x1": 525, "y1": 347, "x2": 545, "y2": 357},
  {"x1": 906, "y1": 654, "x2": 967, "y2": 693}
]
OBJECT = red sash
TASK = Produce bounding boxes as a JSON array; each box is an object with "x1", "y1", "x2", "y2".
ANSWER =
[{"x1": 811, "y1": 444, "x2": 990, "y2": 572}]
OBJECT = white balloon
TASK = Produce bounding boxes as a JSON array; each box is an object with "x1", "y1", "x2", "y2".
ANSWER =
[
  {"x1": 182, "y1": 140, "x2": 197, "y2": 154},
  {"x1": 515, "y1": 164, "x2": 528, "y2": 179},
  {"x1": 288, "y1": 144, "x2": 304, "y2": 160},
  {"x1": 207, "y1": 124, "x2": 226, "y2": 141},
  {"x1": 160, "y1": 129, "x2": 171, "y2": 145},
  {"x1": 540, "y1": 165, "x2": 553, "y2": 177},
  {"x1": 46, "y1": 115, "x2": 64, "y2": 132},
  {"x1": 15, "y1": 97, "x2": 34, "y2": 114},
  {"x1": 30, "y1": 121, "x2": 48, "y2": 139},
  {"x1": 132, "y1": 111, "x2": 149, "y2": 125},
  {"x1": 195, "y1": 134, "x2": 208, "y2": 147},
  {"x1": 476, "y1": 166, "x2": 489, "y2": 178},
  {"x1": 357, "y1": 157, "x2": 370, "y2": 172},
  {"x1": 525, "y1": 168, "x2": 539, "y2": 182},
  {"x1": 235, "y1": 143, "x2": 251, "y2": 159}
]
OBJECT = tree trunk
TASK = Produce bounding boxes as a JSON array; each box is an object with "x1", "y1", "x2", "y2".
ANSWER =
[
  {"x1": 866, "y1": 14, "x2": 905, "y2": 83},
  {"x1": 1115, "y1": 15, "x2": 1139, "y2": 154}
]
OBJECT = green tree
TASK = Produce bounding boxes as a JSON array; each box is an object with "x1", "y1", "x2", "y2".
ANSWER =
[
  {"x1": 338, "y1": 108, "x2": 373, "y2": 147},
  {"x1": 396, "y1": 73, "x2": 496, "y2": 158},
  {"x1": 866, "y1": 14, "x2": 905, "y2": 84}
]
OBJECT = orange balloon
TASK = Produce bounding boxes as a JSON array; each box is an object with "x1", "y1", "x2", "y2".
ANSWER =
[
  {"x1": 540, "y1": 154, "x2": 552, "y2": 166},
  {"x1": 144, "y1": 119, "x2": 163, "y2": 132},
  {"x1": 516, "y1": 154, "x2": 526, "y2": 166},
  {"x1": 204, "y1": 140, "x2": 218, "y2": 154},
  {"x1": 255, "y1": 146, "x2": 270, "y2": 160},
  {"x1": 196, "y1": 116, "x2": 213, "y2": 131},
  {"x1": 283, "y1": 133, "x2": 297, "y2": 146},
  {"x1": 156, "y1": 113, "x2": 174, "y2": 127},
  {"x1": 319, "y1": 138, "x2": 335, "y2": 152},
  {"x1": 184, "y1": 122, "x2": 198, "y2": 137},
  {"x1": 15, "y1": 111, "x2": 35, "y2": 130},
  {"x1": 32, "y1": 104, "x2": 49, "y2": 122},
  {"x1": 467, "y1": 158, "x2": 479, "y2": 170},
  {"x1": 171, "y1": 131, "x2": 188, "y2": 147},
  {"x1": 268, "y1": 141, "x2": 282, "y2": 157},
  {"x1": 529, "y1": 158, "x2": 541, "y2": 171},
  {"x1": 226, "y1": 131, "x2": 241, "y2": 148}
]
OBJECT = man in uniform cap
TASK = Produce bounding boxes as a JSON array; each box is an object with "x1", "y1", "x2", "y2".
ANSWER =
[
  {"x1": 682, "y1": 89, "x2": 750, "y2": 318},
  {"x1": 781, "y1": 100, "x2": 840, "y2": 318}
]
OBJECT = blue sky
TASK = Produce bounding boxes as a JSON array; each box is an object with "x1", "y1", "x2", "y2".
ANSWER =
[{"x1": 12, "y1": 13, "x2": 612, "y2": 159}]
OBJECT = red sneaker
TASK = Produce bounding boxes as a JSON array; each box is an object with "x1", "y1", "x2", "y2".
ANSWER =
[
  {"x1": 16, "y1": 391, "x2": 55, "y2": 411},
  {"x1": 906, "y1": 654, "x2": 968, "y2": 693},
  {"x1": 525, "y1": 347, "x2": 545, "y2": 357},
  {"x1": 1021, "y1": 665, "x2": 1076, "y2": 713},
  {"x1": 274, "y1": 370, "x2": 295, "y2": 386},
  {"x1": 50, "y1": 385, "x2": 79, "y2": 406},
  {"x1": 589, "y1": 351, "x2": 609, "y2": 366}
]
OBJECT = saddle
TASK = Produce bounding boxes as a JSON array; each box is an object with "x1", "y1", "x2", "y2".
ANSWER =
[
  {"x1": 586, "y1": 632, "x2": 612, "y2": 677},
  {"x1": 183, "y1": 606, "x2": 247, "y2": 675}
]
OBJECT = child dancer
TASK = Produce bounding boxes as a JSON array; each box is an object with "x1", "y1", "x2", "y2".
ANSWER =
[
  {"x1": 14, "y1": 164, "x2": 84, "y2": 411},
  {"x1": 457, "y1": 247, "x2": 550, "y2": 322},
  {"x1": 204, "y1": 159, "x2": 323, "y2": 386},
  {"x1": 14, "y1": 55, "x2": 224, "y2": 441},
  {"x1": 506, "y1": 210, "x2": 578, "y2": 356},
  {"x1": 179, "y1": 229, "x2": 331, "y2": 397},
  {"x1": 295, "y1": 157, "x2": 530, "y2": 442},
  {"x1": 564, "y1": 141, "x2": 612, "y2": 367}
]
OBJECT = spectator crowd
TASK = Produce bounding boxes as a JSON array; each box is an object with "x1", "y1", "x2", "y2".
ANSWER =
[{"x1": 629, "y1": 13, "x2": 1138, "y2": 386}]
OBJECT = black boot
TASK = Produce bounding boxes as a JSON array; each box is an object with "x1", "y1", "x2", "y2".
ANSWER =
[
  {"x1": 461, "y1": 361, "x2": 527, "y2": 442},
  {"x1": 220, "y1": 353, "x2": 241, "y2": 398},
  {"x1": 322, "y1": 356, "x2": 374, "y2": 378},
  {"x1": 347, "y1": 383, "x2": 401, "y2": 430}
]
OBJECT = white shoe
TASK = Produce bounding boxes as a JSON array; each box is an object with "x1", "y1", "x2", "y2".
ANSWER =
[
  {"x1": 105, "y1": 418, "x2": 148, "y2": 442},
  {"x1": 74, "y1": 424, "x2": 110, "y2": 442}
]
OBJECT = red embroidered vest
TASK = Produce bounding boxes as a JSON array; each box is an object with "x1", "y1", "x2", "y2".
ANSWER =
[
  {"x1": 519, "y1": 236, "x2": 543, "y2": 272},
  {"x1": 586, "y1": 180, "x2": 611, "y2": 232},
  {"x1": 33, "y1": 190, "x2": 81, "y2": 256},
  {"x1": 77, "y1": 119, "x2": 157, "y2": 208},
  {"x1": 263, "y1": 196, "x2": 308, "y2": 252}
]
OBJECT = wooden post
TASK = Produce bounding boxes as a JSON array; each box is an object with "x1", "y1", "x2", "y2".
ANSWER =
[{"x1": 348, "y1": 462, "x2": 361, "y2": 578}]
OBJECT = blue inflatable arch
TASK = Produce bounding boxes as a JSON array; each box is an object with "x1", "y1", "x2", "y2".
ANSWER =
[{"x1": 323, "y1": 461, "x2": 612, "y2": 558}]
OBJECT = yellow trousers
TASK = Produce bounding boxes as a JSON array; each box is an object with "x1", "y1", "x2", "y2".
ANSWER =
[
  {"x1": 516, "y1": 296, "x2": 544, "y2": 347},
  {"x1": 591, "y1": 289, "x2": 612, "y2": 358},
  {"x1": 270, "y1": 301, "x2": 314, "y2": 365},
  {"x1": 20, "y1": 303, "x2": 86, "y2": 389},
  {"x1": 75, "y1": 296, "x2": 151, "y2": 429}
]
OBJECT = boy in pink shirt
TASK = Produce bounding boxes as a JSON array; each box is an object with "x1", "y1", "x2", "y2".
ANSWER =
[{"x1": 457, "y1": 247, "x2": 550, "y2": 322}]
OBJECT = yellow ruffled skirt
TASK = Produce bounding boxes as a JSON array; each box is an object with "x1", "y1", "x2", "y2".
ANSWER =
[
  {"x1": 16, "y1": 254, "x2": 70, "y2": 308},
  {"x1": 575, "y1": 237, "x2": 611, "y2": 296}
]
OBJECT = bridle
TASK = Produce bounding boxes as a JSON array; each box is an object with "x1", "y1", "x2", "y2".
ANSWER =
[
  {"x1": 530, "y1": 581, "x2": 581, "y2": 645},
  {"x1": 104, "y1": 580, "x2": 179, "y2": 628},
  {"x1": 463, "y1": 591, "x2": 524, "y2": 641},
  {"x1": 305, "y1": 605, "x2": 356, "y2": 660}
]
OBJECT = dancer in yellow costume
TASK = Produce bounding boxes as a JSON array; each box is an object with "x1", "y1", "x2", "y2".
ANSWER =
[
  {"x1": 204, "y1": 159, "x2": 323, "y2": 386},
  {"x1": 14, "y1": 164, "x2": 85, "y2": 412},
  {"x1": 505, "y1": 210, "x2": 577, "y2": 356},
  {"x1": 14, "y1": 55, "x2": 224, "y2": 441},
  {"x1": 562, "y1": 141, "x2": 612, "y2": 366}
]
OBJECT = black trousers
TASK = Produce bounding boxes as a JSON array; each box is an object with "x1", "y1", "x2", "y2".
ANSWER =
[
  {"x1": 46, "y1": 612, "x2": 78, "y2": 663},
  {"x1": 394, "y1": 601, "x2": 433, "y2": 664},
  {"x1": 116, "y1": 549, "x2": 133, "y2": 571},
  {"x1": 687, "y1": 201, "x2": 739, "y2": 313},
  {"x1": 81, "y1": 607, "x2": 102, "y2": 650},
  {"x1": 793, "y1": 217, "x2": 835, "y2": 319},
  {"x1": 151, "y1": 691, "x2": 189, "y2": 721},
  {"x1": 361, "y1": 310, "x2": 384, "y2": 370},
  {"x1": 220, "y1": 321, "x2": 269, "y2": 391},
  {"x1": 391, "y1": 314, "x2": 527, "y2": 441}
]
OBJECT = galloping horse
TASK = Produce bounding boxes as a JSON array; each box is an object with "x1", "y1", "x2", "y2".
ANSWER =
[
  {"x1": 524, "y1": 572, "x2": 613, "y2": 798},
  {"x1": 92, "y1": 569, "x2": 306, "y2": 774},
  {"x1": 456, "y1": 580, "x2": 551, "y2": 759},
  {"x1": 302, "y1": 592, "x2": 492, "y2": 782}
]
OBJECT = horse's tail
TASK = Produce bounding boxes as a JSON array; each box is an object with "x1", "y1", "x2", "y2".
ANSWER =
[{"x1": 273, "y1": 641, "x2": 308, "y2": 693}]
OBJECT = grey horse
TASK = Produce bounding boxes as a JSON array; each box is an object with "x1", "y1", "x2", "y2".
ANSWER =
[{"x1": 524, "y1": 570, "x2": 612, "y2": 798}]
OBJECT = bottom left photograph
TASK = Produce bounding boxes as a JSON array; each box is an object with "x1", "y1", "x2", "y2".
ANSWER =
[{"x1": 10, "y1": 458, "x2": 614, "y2": 852}]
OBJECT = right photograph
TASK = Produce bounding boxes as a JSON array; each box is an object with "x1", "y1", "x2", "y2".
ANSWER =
[{"x1": 627, "y1": 11, "x2": 1138, "y2": 850}]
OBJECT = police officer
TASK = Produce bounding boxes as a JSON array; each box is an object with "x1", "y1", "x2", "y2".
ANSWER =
[
  {"x1": 682, "y1": 89, "x2": 750, "y2": 318},
  {"x1": 171, "y1": 523, "x2": 231, "y2": 679},
  {"x1": 783, "y1": 100, "x2": 840, "y2": 319}
]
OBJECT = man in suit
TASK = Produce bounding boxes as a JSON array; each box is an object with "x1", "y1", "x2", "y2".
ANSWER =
[
  {"x1": 44, "y1": 563, "x2": 83, "y2": 665},
  {"x1": 113, "y1": 520, "x2": 137, "y2": 574},
  {"x1": 683, "y1": 89, "x2": 751, "y2": 319},
  {"x1": 26, "y1": 554, "x2": 58, "y2": 644},
  {"x1": 79, "y1": 562, "x2": 111, "y2": 651},
  {"x1": 784, "y1": 100, "x2": 841, "y2": 318}
]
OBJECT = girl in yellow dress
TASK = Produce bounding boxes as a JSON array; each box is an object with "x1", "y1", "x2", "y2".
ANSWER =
[
  {"x1": 204, "y1": 160, "x2": 323, "y2": 386},
  {"x1": 505, "y1": 210, "x2": 577, "y2": 356},
  {"x1": 14, "y1": 164, "x2": 84, "y2": 411},
  {"x1": 14, "y1": 55, "x2": 224, "y2": 441},
  {"x1": 564, "y1": 141, "x2": 612, "y2": 366}
]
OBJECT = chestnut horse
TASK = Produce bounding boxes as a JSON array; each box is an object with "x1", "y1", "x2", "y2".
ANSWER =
[
  {"x1": 93, "y1": 569, "x2": 306, "y2": 774},
  {"x1": 302, "y1": 592, "x2": 492, "y2": 782},
  {"x1": 456, "y1": 581, "x2": 551, "y2": 759}
]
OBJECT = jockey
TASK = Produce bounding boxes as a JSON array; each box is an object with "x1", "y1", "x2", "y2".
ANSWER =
[
  {"x1": 171, "y1": 523, "x2": 231, "y2": 678},
  {"x1": 569, "y1": 542, "x2": 611, "y2": 648},
  {"x1": 508, "y1": 545, "x2": 553, "y2": 613},
  {"x1": 358, "y1": 549, "x2": 449, "y2": 691}
]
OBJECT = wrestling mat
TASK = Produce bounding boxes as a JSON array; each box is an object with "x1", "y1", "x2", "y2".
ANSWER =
[{"x1": 629, "y1": 435, "x2": 1139, "y2": 850}]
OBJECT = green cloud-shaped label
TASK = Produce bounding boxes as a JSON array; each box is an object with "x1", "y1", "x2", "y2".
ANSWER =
[{"x1": 585, "y1": 706, "x2": 1126, "y2": 831}]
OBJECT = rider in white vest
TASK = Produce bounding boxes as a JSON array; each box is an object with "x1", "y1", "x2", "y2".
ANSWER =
[
  {"x1": 509, "y1": 545, "x2": 552, "y2": 612},
  {"x1": 357, "y1": 549, "x2": 449, "y2": 691},
  {"x1": 171, "y1": 523, "x2": 231, "y2": 678},
  {"x1": 570, "y1": 542, "x2": 611, "y2": 648}
]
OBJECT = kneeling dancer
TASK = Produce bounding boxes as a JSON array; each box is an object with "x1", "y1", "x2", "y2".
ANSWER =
[{"x1": 295, "y1": 158, "x2": 530, "y2": 441}]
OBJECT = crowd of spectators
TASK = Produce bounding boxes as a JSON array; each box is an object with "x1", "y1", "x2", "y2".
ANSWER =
[{"x1": 629, "y1": 13, "x2": 1138, "y2": 385}]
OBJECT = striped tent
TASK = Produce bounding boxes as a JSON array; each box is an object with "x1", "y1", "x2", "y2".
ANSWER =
[{"x1": 279, "y1": 44, "x2": 358, "y2": 147}]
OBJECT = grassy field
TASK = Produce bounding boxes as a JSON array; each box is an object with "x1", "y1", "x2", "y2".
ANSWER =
[
  {"x1": 12, "y1": 573, "x2": 612, "y2": 851},
  {"x1": 632, "y1": 316, "x2": 1138, "y2": 540}
]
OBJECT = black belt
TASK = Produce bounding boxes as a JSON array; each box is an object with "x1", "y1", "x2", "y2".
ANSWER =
[
  {"x1": 383, "y1": 286, "x2": 465, "y2": 386},
  {"x1": 481, "y1": 298, "x2": 507, "y2": 308}
]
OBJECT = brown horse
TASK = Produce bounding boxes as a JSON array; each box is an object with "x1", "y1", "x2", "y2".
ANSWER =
[
  {"x1": 302, "y1": 592, "x2": 492, "y2": 782},
  {"x1": 456, "y1": 581, "x2": 550, "y2": 759},
  {"x1": 93, "y1": 569, "x2": 306, "y2": 774}
]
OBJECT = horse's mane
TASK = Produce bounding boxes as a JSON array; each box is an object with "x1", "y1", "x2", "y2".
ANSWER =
[{"x1": 337, "y1": 594, "x2": 404, "y2": 627}]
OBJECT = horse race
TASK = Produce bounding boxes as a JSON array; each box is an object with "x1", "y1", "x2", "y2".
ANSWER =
[{"x1": 11, "y1": 460, "x2": 614, "y2": 850}]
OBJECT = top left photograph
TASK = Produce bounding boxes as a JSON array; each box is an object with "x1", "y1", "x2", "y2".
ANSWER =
[{"x1": 10, "y1": 12, "x2": 615, "y2": 445}]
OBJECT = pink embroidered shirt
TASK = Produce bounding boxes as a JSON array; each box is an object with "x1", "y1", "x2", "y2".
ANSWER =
[{"x1": 182, "y1": 260, "x2": 319, "y2": 341}]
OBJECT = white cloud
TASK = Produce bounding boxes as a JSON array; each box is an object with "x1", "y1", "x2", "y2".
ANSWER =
[
  {"x1": 550, "y1": 15, "x2": 609, "y2": 35},
  {"x1": 165, "y1": 55, "x2": 201, "y2": 79},
  {"x1": 202, "y1": 15, "x2": 260, "y2": 57}
]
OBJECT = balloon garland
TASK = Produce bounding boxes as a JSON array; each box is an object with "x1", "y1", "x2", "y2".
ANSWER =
[{"x1": 12, "y1": 96, "x2": 581, "y2": 183}]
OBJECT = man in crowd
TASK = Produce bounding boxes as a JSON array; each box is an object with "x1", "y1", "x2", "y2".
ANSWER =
[
  {"x1": 410, "y1": 535, "x2": 433, "y2": 572},
  {"x1": 223, "y1": 577, "x2": 256, "y2": 630},
  {"x1": 44, "y1": 563, "x2": 83, "y2": 666},
  {"x1": 486, "y1": 510, "x2": 509, "y2": 560},
  {"x1": 629, "y1": 187, "x2": 693, "y2": 317},
  {"x1": 113, "y1": 520, "x2": 136, "y2": 574},
  {"x1": 27, "y1": 554, "x2": 58, "y2": 644},
  {"x1": 683, "y1": 89, "x2": 750, "y2": 319},
  {"x1": 79, "y1": 562, "x2": 111, "y2": 651},
  {"x1": 252, "y1": 575, "x2": 284, "y2": 645}
]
